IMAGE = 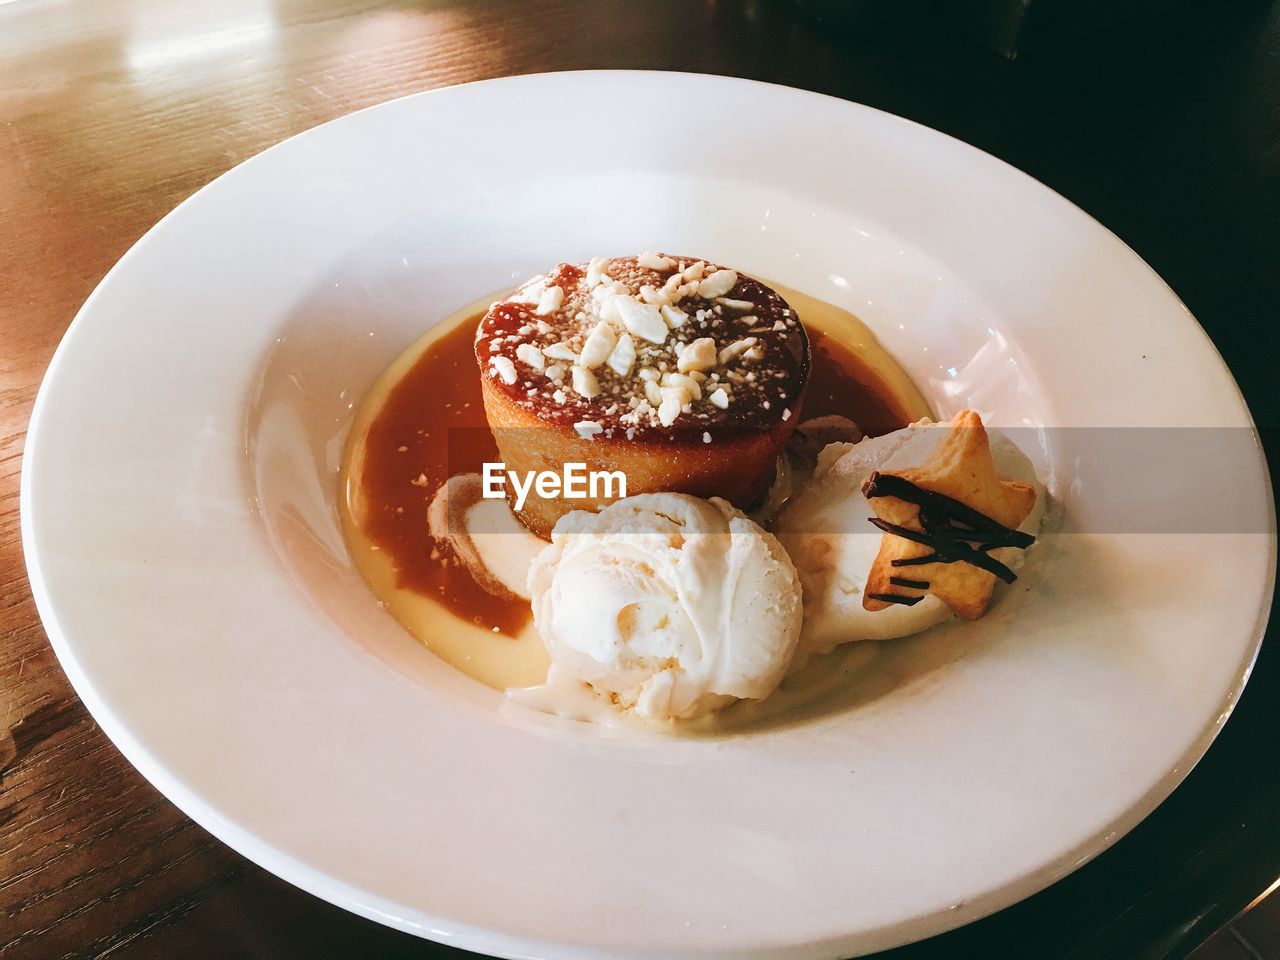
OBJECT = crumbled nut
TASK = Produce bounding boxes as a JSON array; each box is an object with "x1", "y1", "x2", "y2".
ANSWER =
[
  {"x1": 479, "y1": 255, "x2": 798, "y2": 434},
  {"x1": 638, "y1": 251, "x2": 677, "y2": 271},
  {"x1": 782, "y1": 407, "x2": 792, "y2": 421},
  {"x1": 490, "y1": 356, "x2": 517, "y2": 384},
  {"x1": 662, "y1": 371, "x2": 702, "y2": 400},
  {"x1": 578, "y1": 320, "x2": 617, "y2": 369},
  {"x1": 586, "y1": 256, "x2": 611, "y2": 287},
  {"x1": 514, "y1": 280, "x2": 545, "y2": 306},
  {"x1": 658, "y1": 392, "x2": 684, "y2": 426},
  {"x1": 772, "y1": 319, "x2": 787, "y2": 331},
  {"x1": 535, "y1": 285, "x2": 565, "y2": 316},
  {"x1": 544, "y1": 342, "x2": 577, "y2": 362},
  {"x1": 572, "y1": 366, "x2": 601, "y2": 398},
  {"x1": 702, "y1": 432, "x2": 712, "y2": 444},
  {"x1": 574, "y1": 420, "x2": 603, "y2": 440},
  {"x1": 614, "y1": 295, "x2": 668, "y2": 344},
  {"x1": 697, "y1": 269, "x2": 737, "y2": 299},
  {"x1": 660, "y1": 304, "x2": 689, "y2": 329},
  {"x1": 718, "y1": 337, "x2": 758, "y2": 364},
  {"x1": 607, "y1": 332, "x2": 636, "y2": 376},
  {"x1": 676, "y1": 337, "x2": 717, "y2": 373},
  {"x1": 515, "y1": 342, "x2": 545, "y2": 370}
]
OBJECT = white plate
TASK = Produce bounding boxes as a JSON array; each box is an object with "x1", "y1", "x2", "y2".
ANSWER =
[{"x1": 22, "y1": 72, "x2": 1275, "y2": 959}]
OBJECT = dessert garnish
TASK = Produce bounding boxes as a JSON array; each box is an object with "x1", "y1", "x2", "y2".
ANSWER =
[{"x1": 861, "y1": 409, "x2": 1037, "y2": 619}]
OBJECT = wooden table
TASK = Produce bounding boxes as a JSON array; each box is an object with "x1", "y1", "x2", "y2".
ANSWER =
[{"x1": 2, "y1": 1, "x2": 1277, "y2": 957}]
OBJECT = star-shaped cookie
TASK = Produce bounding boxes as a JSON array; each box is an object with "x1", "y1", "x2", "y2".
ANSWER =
[{"x1": 861, "y1": 409, "x2": 1037, "y2": 620}]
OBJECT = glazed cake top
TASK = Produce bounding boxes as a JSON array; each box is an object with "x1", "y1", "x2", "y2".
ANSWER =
[{"x1": 474, "y1": 254, "x2": 810, "y2": 442}]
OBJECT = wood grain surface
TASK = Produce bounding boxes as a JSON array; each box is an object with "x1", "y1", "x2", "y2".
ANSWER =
[{"x1": 2, "y1": 1, "x2": 1278, "y2": 958}]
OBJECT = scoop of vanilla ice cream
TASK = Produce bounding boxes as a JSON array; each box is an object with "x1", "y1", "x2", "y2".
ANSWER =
[
  {"x1": 528, "y1": 493, "x2": 803, "y2": 720},
  {"x1": 776, "y1": 420, "x2": 1045, "y2": 655}
]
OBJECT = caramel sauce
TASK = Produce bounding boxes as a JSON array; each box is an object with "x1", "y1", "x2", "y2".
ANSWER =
[
  {"x1": 806, "y1": 326, "x2": 911, "y2": 437},
  {"x1": 341, "y1": 283, "x2": 933, "y2": 691},
  {"x1": 346, "y1": 316, "x2": 526, "y2": 634}
]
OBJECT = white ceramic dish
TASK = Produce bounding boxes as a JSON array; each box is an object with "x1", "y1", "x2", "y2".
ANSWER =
[{"x1": 22, "y1": 72, "x2": 1274, "y2": 959}]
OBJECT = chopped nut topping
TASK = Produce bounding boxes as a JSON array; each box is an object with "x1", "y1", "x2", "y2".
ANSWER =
[
  {"x1": 490, "y1": 356, "x2": 517, "y2": 385},
  {"x1": 614, "y1": 295, "x2": 668, "y2": 344},
  {"x1": 660, "y1": 303, "x2": 689, "y2": 329},
  {"x1": 697, "y1": 269, "x2": 738, "y2": 299},
  {"x1": 585, "y1": 257, "x2": 610, "y2": 287},
  {"x1": 657, "y1": 392, "x2": 683, "y2": 426},
  {"x1": 663, "y1": 372, "x2": 702, "y2": 400},
  {"x1": 574, "y1": 420, "x2": 603, "y2": 440},
  {"x1": 572, "y1": 366, "x2": 601, "y2": 398},
  {"x1": 676, "y1": 337, "x2": 717, "y2": 374},
  {"x1": 606, "y1": 332, "x2": 636, "y2": 376},
  {"x1": 478, "y1": 256, "x2": 804, "y2": 434},
  {"x1": 717, "y1": 337, "x2": 759, "y2": 364},
  {"x1": 578, "y1": 320, "x2": 617, "y2": 369},
  {"x1": 515, "y1": 342, "x2": 545, "y2": 370},
  {"x1": 544, "y1": 341, "x2": 577, "y2": 362},
  {"x1": 638, "y1": 251, "x2": 677, "y2": 271},
  {"x1": 535, "y1": 285, "x2": 565, "y2": 316}
]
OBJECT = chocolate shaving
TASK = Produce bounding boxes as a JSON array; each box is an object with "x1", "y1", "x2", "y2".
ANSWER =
[
  {"x1": 863, "y1": 471, "x2": 1035, "y2": 584},
  {"x1": 866, "y1": 592, "x2": 923, "y2": 606},
  {"x1": 890, "y1": 576, "x2": 930, "y2": 590}
]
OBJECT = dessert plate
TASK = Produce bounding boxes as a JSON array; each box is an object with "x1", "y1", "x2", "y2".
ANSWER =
[{"x1": 22, "y1": 72, "x2": 1274, "y2": 958}]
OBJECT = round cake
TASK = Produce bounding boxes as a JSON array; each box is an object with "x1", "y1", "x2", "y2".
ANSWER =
[{"x1": 475, "y1": 253, "x2": 810, "y2": 537}]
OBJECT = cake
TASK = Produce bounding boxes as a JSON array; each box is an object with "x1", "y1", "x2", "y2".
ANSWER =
[{"x1": 475, "y1": 253, "x2": 810, "y2": 537}]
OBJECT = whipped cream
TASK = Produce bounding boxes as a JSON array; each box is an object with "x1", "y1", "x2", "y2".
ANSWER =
[
  {"x1": 527, "y1": 493, "x2": 803, "y2": 720},
  {"x1": 776, "y1": 419, "x2": 1045, "y2": 655}
]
